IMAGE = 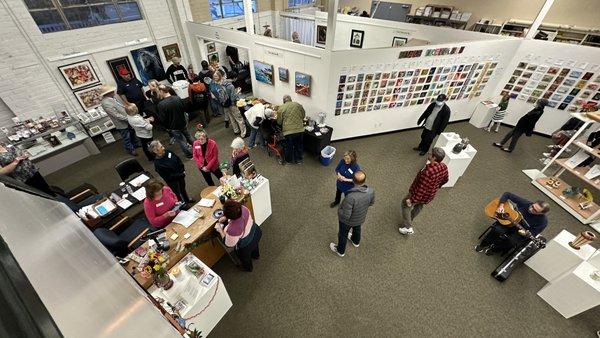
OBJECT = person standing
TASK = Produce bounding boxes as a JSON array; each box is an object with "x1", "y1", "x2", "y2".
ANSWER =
[
  {"x1": 0, "y1": 143, "x2": 55, "y2": 196},
  {"x1": 165, "y1": 57, "x2": 188, "y2": 84},
  {"x1": 100, "y1": 85, "x2": 140, "y2": 156},
  {"x1": 149, "y1": 140, "x2": 194, "y2": 204},
  {"x1": 244, "y1": 100, "x2": 267, "y2": 148},
  {"x1": 399, "y1": 147, "x2": 449, "y2": 235},
  {"x1": 330, "y1": 170, "x2": 375, "y2": 257},
  {"x1": 125, "y1": 104, "x2": 154, "y2": 161},
  {"x1": 277, "y1": 95, "x2": 306, "y2": 164},
  {"x1": 116, "y1": 69, "x2": 146, "y2": 115},
  {"x1": 494, "y1": 99, "x2": 547, "y2": 153},
  {"x1": 157, "y1": 84, "x2": 194, "y2": 158},
  {"x1": 330, "y1": 150, "x2": 360, "y2": 208},
  {"x1": 414, "y1": 94, "x2": 451, "y2": 156},
  {"x1": 292, "y1": 31, "x2": 301, "y2": 43},
  {"x1": 192, "y1": 130, "x2": 222, "y2": 186},
  {"x1": 485, "y1": 94, "x2": 510, "y2": 132},
  {"x1": 212, "y1": 72, "x2": 246, "y2": 136}
]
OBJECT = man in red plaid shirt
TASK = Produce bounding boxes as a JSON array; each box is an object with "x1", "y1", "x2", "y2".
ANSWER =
[{"x1": 399, "y1": 147, "x2": 449, "y2": 235}]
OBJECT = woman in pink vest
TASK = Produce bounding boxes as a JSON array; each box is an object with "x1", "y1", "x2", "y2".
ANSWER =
[{"x1": 192, "y1": 129, "x2": 222, "y2": 186}]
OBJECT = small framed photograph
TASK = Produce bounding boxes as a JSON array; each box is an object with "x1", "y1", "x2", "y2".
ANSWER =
[
  {"x1": 392, "y1": 37, "x2": 408, "y2": 47},
  {"x1": 278, "y1": 67, "x2": 289, "y2": 82},
  {"x1": 89, "y1": 110, "x2": 101, "y2": 119},
  {"x1": 350, "y1": 29, "x2": 364, "y2": 48},
  {"x1": 88, "y1": 125, "x2": 102, "y2": 135},
  {"x1": 77, "y1": 113, "x2": 90, "y2": 124},
  {"x1": 316, "y1": 25, "x2": 327, "y2": 45},
  {"x1": 104, "y1": 120, "x2": 115, "y2": 129},
  {"x1": 206, "y1": 42, "x2": 216, "y2": 54}
]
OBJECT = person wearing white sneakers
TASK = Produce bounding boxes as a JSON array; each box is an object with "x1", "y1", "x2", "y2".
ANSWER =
[
  {"x1": 399, "y1": 147, "x2": 448, "y2": 235},
  {"x1": 330, "y1": 170, "x2": 375, "y2": 257}
]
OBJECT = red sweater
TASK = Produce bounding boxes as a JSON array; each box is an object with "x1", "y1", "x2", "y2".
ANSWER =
[
  {"x1": 144, "y1": 186, "x2": 178, "y2": 228},
  {"x1": 409, "y1": 162, "x2": 449, "y2": 204},
  {"x1": 192, "y1": 139, "x2": 219, "y2": 172}
]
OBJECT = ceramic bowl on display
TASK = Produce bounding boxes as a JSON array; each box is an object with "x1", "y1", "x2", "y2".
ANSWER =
[{"x1": 213, "y1": 209, "x2": 224, "y2": 219}]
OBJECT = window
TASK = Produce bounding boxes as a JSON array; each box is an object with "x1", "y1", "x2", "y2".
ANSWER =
[
  {"x1": 23, "y1": 0, "x2": 143, "y2": 33},
  {"x1": 288, "y1": 0, "x2": 314, "y2": 8},
  {"x1": 209, "y1": 0, "x2": 256, "y2": 20}
]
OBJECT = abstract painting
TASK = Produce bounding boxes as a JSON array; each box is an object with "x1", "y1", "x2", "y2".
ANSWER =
[
  {"x1": 74, "y1": 84, "x2": 104, "y2": 111},
  {"x1": 58, "y1": 60, "x2": 100, "y2": 90},
  {"x1": 131, "y1": 45, "x2": 166, "y2": 85}
]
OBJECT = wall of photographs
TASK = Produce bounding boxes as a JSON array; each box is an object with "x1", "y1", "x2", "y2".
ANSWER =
[
  {"x1": 334, "y1": 61, "x2": 497, "y2": 116},
  {"x1": 501, "y1": 62, "x2": 600, "y2": 112}
]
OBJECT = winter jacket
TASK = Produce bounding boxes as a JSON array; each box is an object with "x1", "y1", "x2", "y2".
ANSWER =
[{"x1": 338, "y1": 185, "x2": 375, "y2": 227}]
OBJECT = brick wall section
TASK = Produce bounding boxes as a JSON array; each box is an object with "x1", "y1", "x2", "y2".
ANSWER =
[{"x1": 0, "y1": 0, "x2": 184, "y2": 122}]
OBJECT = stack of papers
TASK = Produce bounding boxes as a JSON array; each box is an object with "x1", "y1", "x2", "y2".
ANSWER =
[
  {"x1": 131, "y1": 187, "x2": 146, "y2": 201},
  {"x1": 172, "y1": 210, "x2": 200, "y2": 228},
  {"x1": 116, "y1": 199, "x2": 133, "y2": 210},
  {"x1": 129, "y1": 174, "x2": 150, "y2": 187},
  {"x1": 198, "y1": 198, "x2": 215, "y2": 208}
]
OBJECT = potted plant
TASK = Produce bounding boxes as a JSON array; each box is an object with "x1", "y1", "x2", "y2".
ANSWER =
[{"x1": 140, "y1": 250, "x2": 173, "y2": 290}]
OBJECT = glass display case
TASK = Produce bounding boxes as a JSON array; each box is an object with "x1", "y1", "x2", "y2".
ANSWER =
[{"x1": 9, "y1": 120, "x2": 89, "y2": 161}]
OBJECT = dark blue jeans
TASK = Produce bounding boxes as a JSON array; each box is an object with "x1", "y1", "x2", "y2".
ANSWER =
[
  {"x1": 117, "y1": 128, "x2": 140, "y2": 152},
  {"x1": 284, "y1": 132, "x2": 304, "y2": 163},
  {"x1": 170, "y1": 129, "x2": 194, "y2": 158},
  {"x1": 248, "y1": 127, "x2": 265, "y2": 148},
  {"x1": 337, "y1": 221, "x2": 361, "y2": 254}
]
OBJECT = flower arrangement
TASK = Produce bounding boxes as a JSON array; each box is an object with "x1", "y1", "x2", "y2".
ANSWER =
[
  {"x1": 221, "y1": 183, "x2": 240, "y2": 200},
  {"x1": 140, "y1": 250, "x2": 169, "y2": 280}
]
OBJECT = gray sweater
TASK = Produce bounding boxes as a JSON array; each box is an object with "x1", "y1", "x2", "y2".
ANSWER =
[{"x1": 338, "y1": 185, "x2": 375, "y2": 227}]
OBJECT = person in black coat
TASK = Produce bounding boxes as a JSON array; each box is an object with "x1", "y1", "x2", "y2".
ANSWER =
[
  {"x1": 149, "y1": 140, "x2": 195, "y2": 204},
  {"x1": 494, "y1": 99, "x2": 547, "y2": 153},
  {"x1": 413, "y1": 94, "x2": 451, "y2": 156}
]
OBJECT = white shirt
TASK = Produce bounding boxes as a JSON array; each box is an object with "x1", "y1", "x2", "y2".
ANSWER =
[
  {"x1": 127, "y1": 115, "x2": 153, "y2": 138},
  {"x1": 244, "y1": 103, "x2": 266, "y2": 129},
  {"x1": 425, "y1": 104, "x2": 443, "y2": 131}
]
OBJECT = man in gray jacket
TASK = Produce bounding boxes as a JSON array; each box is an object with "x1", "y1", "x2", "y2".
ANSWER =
[
  {"x1": 330, "y1": 170, "x2": 375, "y2": 257},
  {"x1": 100, "y1": 85, "x2": 140, "y2": 156}
]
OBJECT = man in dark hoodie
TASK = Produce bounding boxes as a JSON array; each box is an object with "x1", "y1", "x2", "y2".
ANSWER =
[
  {"x1": 494, "y1": 99, "x2": 547, "y2": 153},
  {"x1": 414, "y1": 94, "x2": 451, "y2": 156},
  {"x1": 157, "y1": 84, "x2": 194, "y2": 158}
]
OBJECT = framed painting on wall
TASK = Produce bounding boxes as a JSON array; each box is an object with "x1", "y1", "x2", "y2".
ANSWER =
[
  {"x1": 278, "y1": 67, "x2": 289, "y2": 82},
  {"x1": 130, "y1": 45, "x2": 166, "y2": 85},
  {"x1": 74, "y1": 84, "x2": 104, "y2": 111},
  {"x1": 58, "y1": 60, "x2": 100, "y2": 90},
  {"x1": 162, "y1": 43, "x2": 181, "y2": 62},
  {"x1": 295, "y1": 72, "x2": 311, "y2": 97},
  {"x1": 107, "y1": 57, "x2": 135, "y2": 83},
  {"x1": 253, "y1": 61, "x2": 274, "y2": 85},
  {"x1": 350, "y1": 29, "x2": 364, "y2": 48},
  {"x1": 392, "y1": 37, "x2": 408, "y2": 47},
  {"x1": 208, "y1": 52, "x2": 219, "y2": 63},
  {"x1": 206, "y1": 42, "x2": 216, "y2": 54},
  {"x1": 316, "y1": 25, "x2": 327, "y2": 45}
]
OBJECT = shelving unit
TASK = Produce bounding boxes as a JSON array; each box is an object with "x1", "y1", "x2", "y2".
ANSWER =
[
  {"x1": 500, "y1": 21, "x2": 530, "y2": 37},
  {"x1": 471, "y1": 22, "x2": 502, "y2": 34},
  {"x1": 407, "y1": 5, "x2": 469, "y2": 30}
]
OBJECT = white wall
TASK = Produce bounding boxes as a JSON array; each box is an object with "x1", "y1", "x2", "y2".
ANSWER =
[{"x1": 0, "y1": 0, "x2": 185, "y2": 121}]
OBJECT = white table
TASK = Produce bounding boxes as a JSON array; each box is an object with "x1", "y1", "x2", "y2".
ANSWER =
[
  {"x1": 538, "y1": 261, "x2": 600, "y2": 318},
  {"x1": 151, "y1": 254, "x2": 232, "y2": 335},
  {"x1": 526, "y1": 230, "x2": 597, "y2": 281},
  {"x1": 469, "y1": 100, "x2": 498, "y2": 128},
  {"x1": 434, "y1": 132, "x2": 477, "y2": 188}
]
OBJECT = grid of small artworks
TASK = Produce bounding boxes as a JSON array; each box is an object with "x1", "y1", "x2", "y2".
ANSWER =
[
  {"x1": 501, "y1": 62, "x2": 600, "y2": 112},
  {"x1": 334, "y1": 62, "x2": 498, "y2": 116}
]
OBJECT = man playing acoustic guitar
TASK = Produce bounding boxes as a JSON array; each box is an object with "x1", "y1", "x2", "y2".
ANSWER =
[{"x1": 476, "y1": 192, "x2": 549, "y2": 255}]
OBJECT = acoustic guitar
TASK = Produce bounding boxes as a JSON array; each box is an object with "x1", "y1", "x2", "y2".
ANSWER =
[{"x1": 484, "y1": 198, "x2": 546, "y2": 247}]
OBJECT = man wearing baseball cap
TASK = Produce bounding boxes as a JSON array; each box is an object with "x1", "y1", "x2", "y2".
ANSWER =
[
  {"x1": 116, "y1": 67, "x2": 145, "y2": 114},
  {"x1": 100, "y1": 84, "x2": 140, "y2": 156},
  {"x1": 414, "y1": 94, "x2": 451, "y2": 156}
]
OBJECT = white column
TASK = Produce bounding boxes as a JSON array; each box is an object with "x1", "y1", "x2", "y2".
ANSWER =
[
  {"x1": 525, "y1": 0, "x2": 555, "y2": 39},
  {"x1": 242, "y1": 0, "x2": 255, "y2": 35},
  {"x1": 325, "y1": 0, "x2": 339, "y2": 50}
]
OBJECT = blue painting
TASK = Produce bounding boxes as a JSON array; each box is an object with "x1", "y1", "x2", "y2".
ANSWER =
[
  {"x1": 253, "y1": 60, "x2": 274, "y2": 85},
  {"x1": 131, "y1": 45, "x2": 166, "y2": 85}
]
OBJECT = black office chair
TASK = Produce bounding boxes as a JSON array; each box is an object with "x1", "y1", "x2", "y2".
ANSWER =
[
  {"x1": 115, "y1": 158, "x2": 145, "y2": 181},
  {"x1": 93, "y1": 217, "x2": 151, "y2": 257}
]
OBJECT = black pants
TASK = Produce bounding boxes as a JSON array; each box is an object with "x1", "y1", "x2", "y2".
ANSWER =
[
  {"x1": 25, "y1": 171, "x2": 55, "y2": 196},
  {"x1": 138, "y1": 137, "x2": 154, "y2": 161},
  {"x1": 334, "y1": 188, "x2": 345, "y2": 204},
  {"x1": 200, "y1": 168, "x2": 223, "y2": 186},
  {"x1": 166, "y1": 177, "x2": 191, "y2": 203},
  {"x1": 337, "y1": 221, "x2": 361, "y2": 254},
  {"x1": 500, "y1": 129, "x2": 524, "y2": 152},
  {"x1": 284, "y1": 132, "x2": 304, "y2": 163},
  {"x1": 480, "y1": 223, "x2": 526, "y2": 254},
  {"x1": 235, "y1": 226, "x2": 262, "y2": 272},
  {"x1": 418, "y1": 128, "x2": 437, "y2": 153}
]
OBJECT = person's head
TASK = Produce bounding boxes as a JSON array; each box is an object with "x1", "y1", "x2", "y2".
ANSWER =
[
  {"x1": 343, "y1": 150, "x2": 357, "y2": 165},
  {"x1": 99, "y1": 85, "x2": 116, "y2": 98},
  {"x1": 145, "y1": 179, "x2": 164, "y2": 201},
  {"x1": 187, "y1": 64, "x2": 194, "y2": 73},
  {"x1": 125, "y1": 103, "x2": 138, "y2": 116},
  {"x1": 282, "y1": 95, "x2": 292, "y2": 104},
  {"x1": 201, "y1": 60, "x2": 209, "y2": 70},
  {"x1": 292, "y1": 31, "x2": 300, "y2": 41},
  {"x1": 195, "y1": 130, "x2": 208, "y2": 144},
  {"x1": 213, "y1": 71, "x2": 222, "y2": 83},
  {"x1": 148, "y1": 79, "x2": 159, "y2": 91},
  {"x1": 264, "y1": 28, "x2": 272, "y2": 37},
  {"x1": 231, "y1": 137, "x2": 246, "y2": 154},
  {"x1": 353, "y1": 170, "x2": 366, "y2": 185},
  {"x1": 502, "y1": 93, "x2": 510, "y2": 102},
  {"x1": 119, "y1": 68, "x2": 132, "y2": 81},
  {"x1": 435, "y1": 94, "x2": 447, "y2": 106},
  {"x1": 149, "y1": 140, "x2": 165, "y2": 157},
  {"x1": 158, "y1": 84, "x2": 171, "y2": 97},
  {"x1": 223, "y1": 200, "x2": 243, "y2": 220},
  {"x1": 429, "y1": 147, "x2": 446, "y2": 163},
  {"x1": 172, "y1": 56, "x2": 181, "y2": 65},
  {"x1": 264, "y1": 108, "x2": 274, "y2": 118},
  {"x1": 537, "y1": 99, "x2": 548, "y2": 109},
  {"x1": 528, "y1": 200, "x2": 550, "y2": 215}
]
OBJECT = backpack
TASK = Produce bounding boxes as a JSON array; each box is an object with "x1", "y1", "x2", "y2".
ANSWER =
[
  {"x1": 217, "y1": 83, "x2": 233, "y2": 108},
  {"x1": 189, "y1": 82, "x2": 207, "y2": 106}
]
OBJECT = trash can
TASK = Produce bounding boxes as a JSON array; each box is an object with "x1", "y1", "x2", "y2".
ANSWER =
[{"x1": 320, "y1": 146, "x2": 336, "y2": 166}]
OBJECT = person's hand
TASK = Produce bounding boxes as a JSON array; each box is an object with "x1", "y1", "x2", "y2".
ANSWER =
[
  {"x1": 405, "y1": 198, "x2": 412, "y2": 207},
  {"x1": 214, "y1": 223, "x2": 223, "y2": 231},
  {"x1": 218, "y1": 216, "x2": 227, "y2": 224},
  {"x1": 147, "y1": 117, "x2": 154, "y2": 122},
  {"x1": 496, "y1": 204, "x2": 505, "y2": 214},
  {"x1": 165, "y1": 211, "x2": 177, "y2": 217},
  {"x1": 16, "y1": 155, "x2": 27, "y2": 161},
  {"x1": 201, "y1": 166, "x2": 208, "y2": 172},
  {"x1": 518, "y1": 229, "x2": 530, "y2": 237}
]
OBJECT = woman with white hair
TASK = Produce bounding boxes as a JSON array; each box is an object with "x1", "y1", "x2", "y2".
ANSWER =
[
  {"x1": 230, "y1": 137, "x2": 250, "y2": 177},
  {"x1": 192, "y1": 129, "x2": 222, "y2": 186}
]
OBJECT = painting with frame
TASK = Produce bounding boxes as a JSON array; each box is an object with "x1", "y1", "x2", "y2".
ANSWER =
[
  {"x1": 162, "y1": 43, "x2": 181, "y2": 62},
  {"x1": 106, "y1": 57, "x2": 135, "y2": 83},
  {"x1": 58, "y1": 60, "x2": 100, "y2": 90},
  {"x1": 350, "y1": 29, "x2": 364, "y2": 49}
]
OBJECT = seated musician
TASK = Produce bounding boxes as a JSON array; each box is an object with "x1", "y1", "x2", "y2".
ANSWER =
[{"x1": 476, "y1": 192, "x2": 549, "y2": 255}]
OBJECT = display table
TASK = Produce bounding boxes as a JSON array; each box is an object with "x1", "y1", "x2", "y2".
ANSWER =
[
  {"x1": 150, "y1": 254, "x2": 232, "y2": 336},
  {"x1": 525, "y1": 230, "x2": 597, "y2": 281},
  {"x1": 537, "y1": 261, "x2": 600, "y2": 318},
  {"x1": 434, "y1": 132, "x2": 477, "y2": 187},
  {"x1": 212, "y1": 176, "x2": 272, "y2": 226},
  {"x1": 469, "y1": 100, "x2": 498, "y2": 128},
  {"x1": 304, "y1": 126, "x2": 333, "y2": 157}
]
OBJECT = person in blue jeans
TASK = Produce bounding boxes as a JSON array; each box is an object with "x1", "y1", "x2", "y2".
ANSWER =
[{"x1": 330, "y1": 150, "x2": 360, "y2": 208}]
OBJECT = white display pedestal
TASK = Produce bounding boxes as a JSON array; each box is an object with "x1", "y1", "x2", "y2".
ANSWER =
[
  {"x1": 469, "y1": 101, "x2": 498, "y2": 128},
  {"x1": 588, "y1": 250, "x2": 600, "y2": 269},
  {"x1": 434, "y1": 132, "x2": 477, "y2": 188},
  {"x1": 538, "y1": 261, "x2": 600, "y2": 318},
  {"x1": 151, "y1": 254, "x2": 232, "y2": 335},
  {"x1": 525, "y1": 230, "x2": 596, "y2": 281},
  {"x1": 249, "y1": 176, "x2": 272, "y2": 226},
  {"x1": 172, "y1": 80, "x2": 190, "y2": 99}
]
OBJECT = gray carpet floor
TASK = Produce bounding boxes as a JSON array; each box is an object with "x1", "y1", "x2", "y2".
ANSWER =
[{"x1": 47, "y1": 118, "x2": 600, "y2": 337}]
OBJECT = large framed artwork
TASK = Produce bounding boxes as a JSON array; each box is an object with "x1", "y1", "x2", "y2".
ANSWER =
[
  {"x1": 107, "y1": 57, "x2": 135, "y2": 83},
  {"x1": 350, "y1": 29, "x2": 364, "y2": 49},
  {"x1": 131, "y1": 45, "x2": 166, "y2": 85},
  {"x1": 162, "y1": 43, "x2": 181, "y2": 62},
  {"x1": 295, "y1": 72, "x2": 311, "y2": 97},
  {"x1": 253, "y1": 60, "x2": 274, "y2": 85},
  {"x1": 58, "y1": 60, "x2": 100, "y2": 90},
  {"x1": 392, "y1": 37, "x2": 408, "y2": 47},
  {"x1": 74, "y1": 84, "x2": 104, "y2": 111},
  {"x1": 316, "y1": 25, "x2": 327, "y2": 45}
]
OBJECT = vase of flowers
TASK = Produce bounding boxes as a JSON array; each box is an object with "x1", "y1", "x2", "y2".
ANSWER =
[{"x1": 140, "y1": 250, "x2": 173, "y2": 290}]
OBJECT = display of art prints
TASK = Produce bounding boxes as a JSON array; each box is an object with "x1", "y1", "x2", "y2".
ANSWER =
[
  {"x1": 162, "y1": 43, "x2": 181, "y2": 62},
  {"x1": 253, "y1": 61, "x2": 274, "y2": 85},
  {"x1": 107, "y1": 57, "x2": 135, "y2": 83},
  {"x1": 74, "y1": 84, "x2": 104, "y2": 111},
  {"x1": 131, "y1": 45, "x2": 166, "y2": 85},
  {"x1": 295, "y1": 72, "x2": 311, "y2": 96},
  {"x1": 58, "y1": 60, "x2": 100, "y2": 90}
]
